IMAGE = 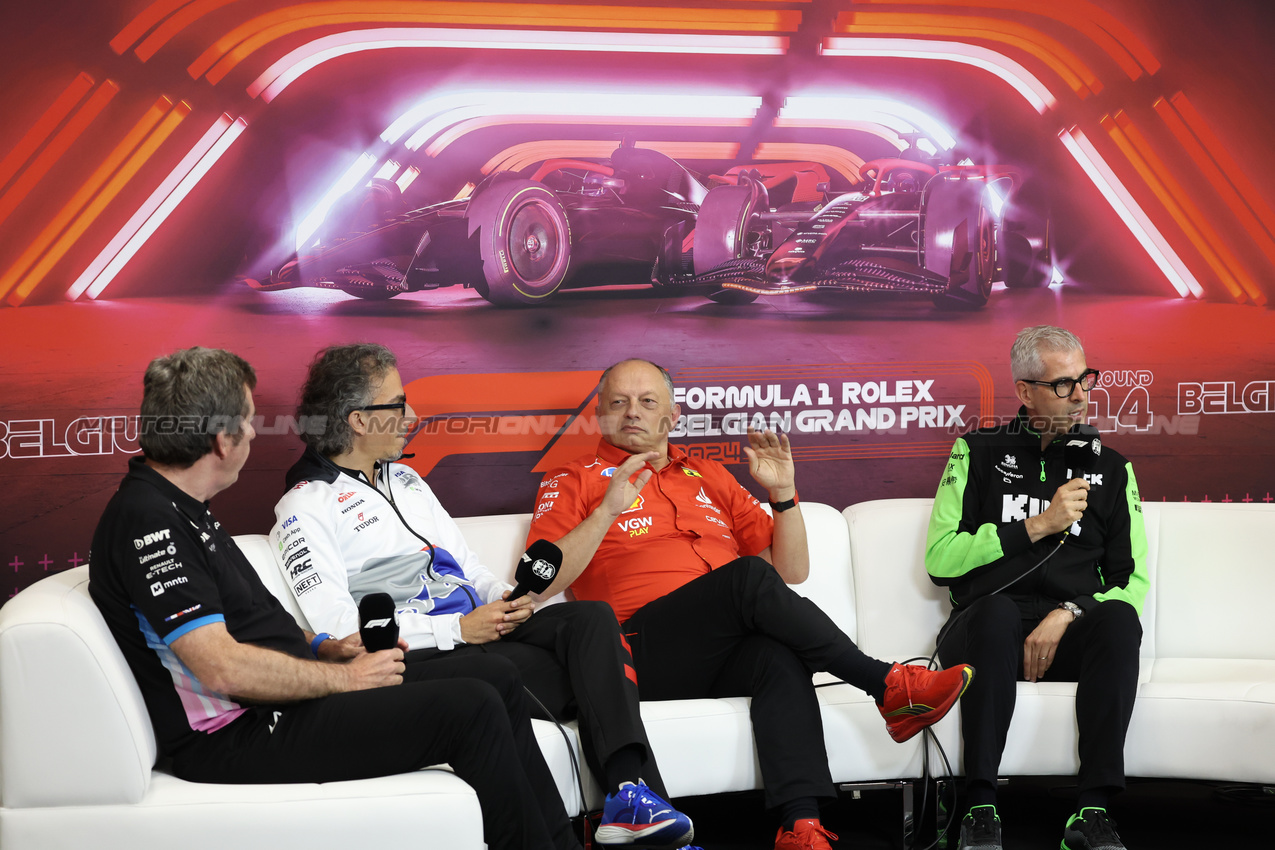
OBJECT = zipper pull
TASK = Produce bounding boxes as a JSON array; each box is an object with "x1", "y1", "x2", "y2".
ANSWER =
[{"x1": 1039, "y1": 459, "x2": 1046, "y2": 482}]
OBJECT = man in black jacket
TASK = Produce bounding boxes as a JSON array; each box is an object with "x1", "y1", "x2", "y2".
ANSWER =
[
  {"x1": 90, "y1": 346, "x2": 576, "y2": 850},
  {"x1": 926, "y1": 326, "x2": 1149, "y2": 850}
]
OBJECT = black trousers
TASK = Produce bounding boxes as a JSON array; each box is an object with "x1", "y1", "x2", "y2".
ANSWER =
[
  {"x1": 171, "y1": 653, "x2": 581, "y2": 850},
  {"x1": 410, "y1": 600, "x2": 664, "y2": 795},
  {"x1": 937, "y1": 595, "x2": 1142, "y2": 794},
  {"x1": 621, "y1": 557, "x2": 875, "y2": 810}
]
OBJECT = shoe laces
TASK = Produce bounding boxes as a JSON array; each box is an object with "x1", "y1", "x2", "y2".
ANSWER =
[
  {"x1": 778, "y1": 819, "x2": 838, "y2": 849},
  {"x1": 1077, "y1": 808, "x2": 1121, "y2": 842},
  {"x1": 964, "y1": 806, "x2": 1000, "y2": 843}
]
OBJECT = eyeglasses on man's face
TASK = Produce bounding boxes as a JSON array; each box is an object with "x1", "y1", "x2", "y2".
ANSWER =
[
  {"x1": 355, "y1": 402, "x2": 407, "y2": 415},
  {"x1": 1019, "y1": 369, "x2": 1101, "y2": 398}
]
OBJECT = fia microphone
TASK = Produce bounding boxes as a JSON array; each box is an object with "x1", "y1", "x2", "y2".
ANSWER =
[
  {"x1": 508, "y1": 540, "x2": 563, "y2": 601},
  {"x1": 358, "y1": 592, "x2": 400, "y2": 652},
  {"x1": 1064, "y1": 423, "x2": 1101, "y2": 480}
]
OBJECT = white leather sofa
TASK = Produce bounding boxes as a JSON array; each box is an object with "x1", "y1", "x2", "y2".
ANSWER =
[{"x1": 1, "y1": 499, "x2": 1271, "y2": 849}]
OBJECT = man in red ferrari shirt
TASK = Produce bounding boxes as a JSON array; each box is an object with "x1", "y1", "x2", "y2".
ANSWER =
[{"x1": 528, "y1": 359, "x2": 974, "y2": 850}]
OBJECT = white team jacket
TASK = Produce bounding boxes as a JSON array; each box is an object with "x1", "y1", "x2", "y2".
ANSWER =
[{"x1": 271, "y1": 450, "x2": 511, "y2": 650}]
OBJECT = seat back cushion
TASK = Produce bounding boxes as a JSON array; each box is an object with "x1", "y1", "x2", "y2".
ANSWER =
[
  {"x1": 844, "y1": 499, "x2": 950, "y2": 664},
  {"x1": 0, "y1": 567, "x2": 155, "y2": 807}
]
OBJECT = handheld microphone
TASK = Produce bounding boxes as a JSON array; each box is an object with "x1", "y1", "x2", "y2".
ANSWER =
[
  {"x1": 358, "y1": 592, "x2": 400, "y2": 652},
  {"x1": 1064, "y1": 423, "x2": 1101, "y2": 480},
  {"x1": 508, "y1": 539, "x2": 563, "y2": 601}
]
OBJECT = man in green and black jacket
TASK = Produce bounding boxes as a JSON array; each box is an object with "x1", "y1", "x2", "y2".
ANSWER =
[{"x1": 926, "y1": 326, "x2": 1149, "y2": 850}]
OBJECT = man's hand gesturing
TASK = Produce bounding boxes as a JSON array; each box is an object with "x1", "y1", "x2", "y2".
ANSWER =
[
  {"x1": 600, "y1": 451, "x2": 658, "y2": 520},
  {"x1": 744, "y1": 427, "x2": 796, "y2": 501}
]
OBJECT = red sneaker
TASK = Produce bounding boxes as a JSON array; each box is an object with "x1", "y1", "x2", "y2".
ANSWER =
[
  {"x1": 878, "y1": 662, "x2": 974, "y2": 743},
  {"x1": 774, "y1": 819, "x2": 838, "y2": 850}
]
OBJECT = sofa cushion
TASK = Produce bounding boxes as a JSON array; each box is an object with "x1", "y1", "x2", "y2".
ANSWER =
[{"x1": 0, "y1": 567, "x2": 155, "y2": 808}]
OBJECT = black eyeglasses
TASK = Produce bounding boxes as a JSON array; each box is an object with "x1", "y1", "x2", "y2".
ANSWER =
[
  {"x1": 354, "y1": 402, "x2": 407, "y2": 415},
  {"x1": 1020, "y1": 369, "x2": 1101, "y2": 398}
]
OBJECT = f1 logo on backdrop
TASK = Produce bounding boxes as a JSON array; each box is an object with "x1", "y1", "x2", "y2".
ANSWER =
[{"x1": 399, "y1": 364, "x2": 994, "y2": 478}]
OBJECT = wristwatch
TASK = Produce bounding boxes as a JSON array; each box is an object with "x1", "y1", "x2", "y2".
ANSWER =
[
  {"x1": 768, "y1": 495, "x2": 799, "y2": 512},
  {"x1": 1058, "y1": 601, "x2": 1084, "y2": 620}
]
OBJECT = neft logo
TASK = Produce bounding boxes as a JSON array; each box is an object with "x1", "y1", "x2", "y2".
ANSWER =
[
  {"x1": 619, "y1": 516, "x2": 653, "y2": 536},
  {"x1": 294, "y1": 574, "x2": 322, "y2": 595},
  {"x1": 134, "y1": 528, "x2": 172, "y2": 549}
]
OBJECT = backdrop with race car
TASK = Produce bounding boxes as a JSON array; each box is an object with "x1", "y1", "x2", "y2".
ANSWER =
[{"x1": 251, "y1": 143, "x2": 1050, "y2": 310}]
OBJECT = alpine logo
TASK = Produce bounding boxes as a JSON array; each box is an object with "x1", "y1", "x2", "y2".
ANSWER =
[{"x1": 134, "y1": 528, "x2": 171, "y2": 550}]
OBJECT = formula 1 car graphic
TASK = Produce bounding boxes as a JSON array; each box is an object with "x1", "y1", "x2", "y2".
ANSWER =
[{"x1": 248, "y1": 142, "x2": 1051, "y2": 308}]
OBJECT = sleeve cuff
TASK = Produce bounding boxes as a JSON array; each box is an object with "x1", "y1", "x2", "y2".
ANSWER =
[
  {"x1": 437, "y1": 615, "x2": 464, "y2": 650},
  {"x1": 997, "y1": 521, "x2": 1033, "y2": 559}
]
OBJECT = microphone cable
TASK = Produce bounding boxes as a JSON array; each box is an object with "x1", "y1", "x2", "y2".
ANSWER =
[
  {"x1": 908, "y1": 533, "x2": 1069, "y2": 850},
  {"x1": 810, "y1": 533, "x2": 1069, "y2": 850}
]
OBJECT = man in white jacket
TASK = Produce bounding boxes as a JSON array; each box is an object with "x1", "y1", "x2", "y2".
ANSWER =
[{"x1": 272, "y1": 343, "x2": 693, "y2": 850}]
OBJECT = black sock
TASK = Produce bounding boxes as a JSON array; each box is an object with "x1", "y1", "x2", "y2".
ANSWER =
[
  {"x1": 604, "y1": 744, "x2": 645, "y2": 794},
  {"x1": 1076, "y1": 788, "x2": 1111, "y2": 812},
  {"x1": 966, "y1": 780, "x2": 998, "y2": 812},
  {"x1": 778, "y1": 796, "x2": 821, "y2": 832},
  {"x1": 826, "y1": 648, "x2": 892, "y2": 703}
]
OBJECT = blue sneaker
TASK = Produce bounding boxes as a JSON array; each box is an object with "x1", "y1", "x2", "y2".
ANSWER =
[{"x1": 596, "y1": 780, "x2": 694, "y2": 847}]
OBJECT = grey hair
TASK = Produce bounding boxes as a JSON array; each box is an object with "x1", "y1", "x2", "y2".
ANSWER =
[
  {"x1": 1010, "y1": 326, "x2": 1084, "y2": 381},
  {"x1": 598, "y1": 358, "x2": 675, "y2": 400},
  {"x1": 297, "y1": 343, "x2": 398, "y2": 456},
  {"x1": 139, "y1": 347, "x2": 257, "y2": 467}
]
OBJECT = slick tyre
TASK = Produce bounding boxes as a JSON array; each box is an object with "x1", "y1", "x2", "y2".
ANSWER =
[
  {"x1": 465, "y1": 179, "x2": 571, "y2": 306},
  {"x1": 694, "y1": 181, "x2": 765, "y2": 303},
  {"x1": 923, "y1": 174, "x2": 995, "y2": 309}
]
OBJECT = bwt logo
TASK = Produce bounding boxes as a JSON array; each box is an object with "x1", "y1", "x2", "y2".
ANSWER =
[{"x1": 134, "y1": 529, "x2": 172, "y2": 549}]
